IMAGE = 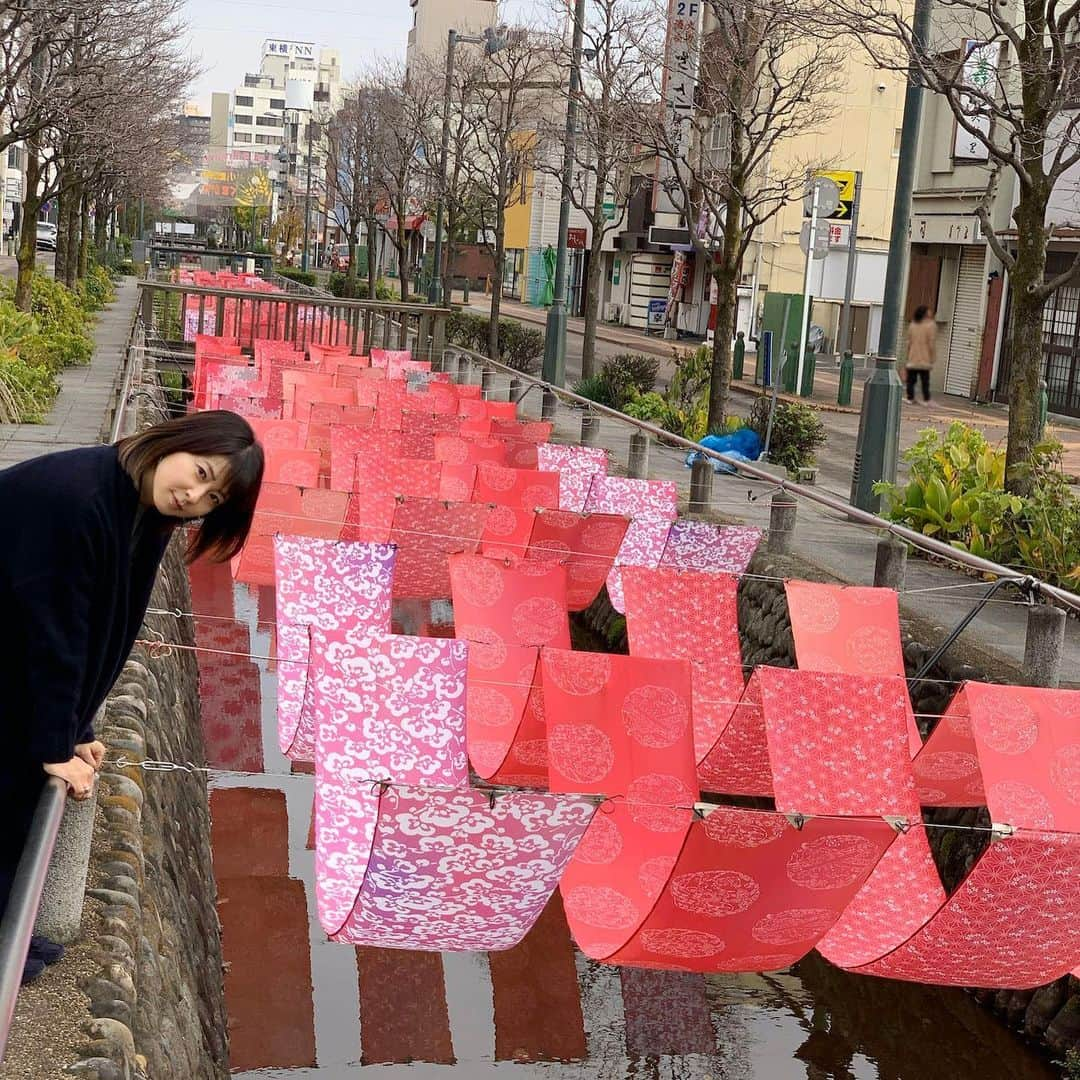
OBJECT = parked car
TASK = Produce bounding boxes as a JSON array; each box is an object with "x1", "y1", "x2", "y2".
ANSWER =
[{"x1": 35, "y1": 221, "x2": 57, "y2": 251}]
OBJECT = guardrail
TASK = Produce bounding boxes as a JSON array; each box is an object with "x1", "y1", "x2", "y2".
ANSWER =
[
  {"x1": 137, "y1": 281, "x2": 450, "y2": 362},
  {"x1": 0, "y1": 778, "x2": 67, "y2": 1060},
  {"x1": 440, "y1": 342, "x2": 1080, "y2": 615}
]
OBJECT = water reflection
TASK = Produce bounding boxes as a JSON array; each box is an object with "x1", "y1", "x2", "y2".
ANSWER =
[{"x1": 188, "y1": 563, "x2": 1058, "y2": 1079}]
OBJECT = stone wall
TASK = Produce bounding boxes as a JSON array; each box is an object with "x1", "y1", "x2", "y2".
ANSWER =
[
  {"x1": 68, "y1": 538, "x2": 229, "y2": 1080},
  {"x1": 576, "y1": 548, "x2": 1080, "y2": 1063}
]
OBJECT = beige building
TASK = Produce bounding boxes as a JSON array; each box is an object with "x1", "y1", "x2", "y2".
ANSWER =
[
  {"x1": 405, "y1": 0, "x2": 497, "y2": 76},
  {"x1": 747, "y1": 56, "x2": 909, "y2": 356}
]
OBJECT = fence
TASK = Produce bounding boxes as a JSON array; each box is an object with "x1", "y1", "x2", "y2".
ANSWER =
[{"x1": 136, "y1": 280, "x2": 450, "y2": 363}]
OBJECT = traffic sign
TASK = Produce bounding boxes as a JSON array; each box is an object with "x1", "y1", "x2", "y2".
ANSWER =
[
  {"x1": 799, "y1": 221, "x2": 829, "y2": 260},
  {"x1": 816, "y1": 170, "x2": 858, "y2": 220},
  {"x1": 803, "y1": 177, "x2": 840, "y2": 220}
]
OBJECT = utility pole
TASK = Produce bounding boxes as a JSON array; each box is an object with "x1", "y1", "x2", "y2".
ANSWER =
[
  {"x1": 541, "y1": 0, "x2": 587, "y2": 387},
  {"x1": 850, "y1": 0, "x2": 933, "y2": 511},
  {"x1": 301, "y1": 114, "x2": 314, "y2": 272},
  {"x1": 836, "y1": 171, "x2": 862, "y2": 356}
]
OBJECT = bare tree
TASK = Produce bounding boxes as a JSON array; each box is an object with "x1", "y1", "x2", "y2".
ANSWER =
[
  {"x1": 462, "y1": 31, "x2": 560, "y2": 359},
  {"x1": 368, "y1": 63, "x2": 439, "y2": 302},
  {"x1": 645, "y1": 0, "x2": 842, "y2": 430},
  {"x1": 325, "y1": 81, "x2": 391, "y2": 298},
  {"x1": 537, "y1": 0, "x2": 659, "y2": 379},
  {"x1": 833, "y1": 0, "x2": 1080, "y2": 495}
]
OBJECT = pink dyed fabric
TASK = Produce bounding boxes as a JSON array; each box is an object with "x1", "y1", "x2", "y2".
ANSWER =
[
  {"x1": 273, "y1": 536, "x2": 396, "y2": 760},
  {"x1": 658, "y1": 522, "x2": 761, "y2": 575},
  {"x1": 583, "y1": 476, "x2": 678, "y2": 612},
  {"x1": 536, "y1": 444, "x2": 608, "y2": 512},
  {"x1": 315, "y1": 783, "x2": 595, "y2": 949},
  {"x1": 307, "y1": 628, "x2": 468, "y2": 787}
]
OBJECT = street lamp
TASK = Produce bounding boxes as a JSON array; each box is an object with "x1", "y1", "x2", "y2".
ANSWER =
[
  {"x1": 541, "y1": 0, "x2": 587, "y2": 387},
  {"x1": 429, "y1": 25, "x2": 514, "y2": 306}
]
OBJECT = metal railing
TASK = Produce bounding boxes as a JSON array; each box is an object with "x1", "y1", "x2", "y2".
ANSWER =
[
  {"x1": 0, "y1": 778, "x2": 66, "y2": 1059},
  {"x1": 440, "y1": 342, "x2": 1080, "y2": 615},
  {"x1": 137, "y1": 280, "x2": 450, "y2": 362}
]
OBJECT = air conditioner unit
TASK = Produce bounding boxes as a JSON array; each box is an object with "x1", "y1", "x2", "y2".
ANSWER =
[{"x1": 604, "y1": 302, "x2": 622, "y2": 323}]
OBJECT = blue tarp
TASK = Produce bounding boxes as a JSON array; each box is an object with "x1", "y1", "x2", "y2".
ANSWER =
[{"x1": 684, "y1": 428, "x2": 762, "y2": 473}]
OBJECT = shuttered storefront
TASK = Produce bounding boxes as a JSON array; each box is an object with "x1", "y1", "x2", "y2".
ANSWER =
[{"x1": 944, "y1": 245, "x2": 987, "y2": 397}]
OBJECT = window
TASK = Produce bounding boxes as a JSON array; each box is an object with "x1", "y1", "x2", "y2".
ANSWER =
[
  {"x1": 234, "y1": 132, "x2": 252, "y2": 143},
  {"x1": 235, "y1": 94, "x2": 254, "y2": 107},
  {"x1": 255, "y1": 134, "x2": 277, "y2": 144},
  {"x1": 256, "y1": 115, "x2": 281, "y2": 127},
  {"x1": 234, "y1": 113, "x2": 252, "y2": 124},
  {"x1": 270, "y1": 98, "x2": 285, "y2": 110},
  {"x1": 6, "y1": 146, "x2": 19, "y2": 169},
  {"x1": 893, "y1": 127, "x2": 902, "y2": 157}
]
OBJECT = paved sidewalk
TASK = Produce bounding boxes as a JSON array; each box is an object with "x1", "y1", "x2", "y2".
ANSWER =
[
  {"x1": 474, "y1": 293, "x2": 1080, "y2": 482},
  {"x1": 0, "y1": 275, "x2": 139, "y2": 466}
]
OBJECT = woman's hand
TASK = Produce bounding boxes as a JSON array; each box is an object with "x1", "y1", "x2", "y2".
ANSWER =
[
  {"x1": 75, "y1": 740, "x2": 106, "y2": 771},
  {"x1": 43, "y1": 757, "x2": 97, "y2": 800}
]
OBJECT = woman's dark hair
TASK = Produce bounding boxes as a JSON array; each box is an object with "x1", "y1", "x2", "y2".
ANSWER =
[
  {"x1": 912, "y1": 305, "x2": 930, "y2": 323},
  {"x1": 117, "y1": 410, "x2": 264, "y2": 563}
]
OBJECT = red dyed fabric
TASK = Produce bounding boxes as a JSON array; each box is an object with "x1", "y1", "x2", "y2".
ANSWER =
[
  {"x1": 195, "y1": 618, "x2": 263, "y2": 772},
  {"x1": 389, "y1": 498, "x2": 491, "y2": 599},
  {"x1": 541, "y1": 649, "x2": 697, "y2": 800},
  {"x1": 481, "y1": 506, "x2": 537, "y2": 560},
  {"x1": 855, "y1": 836, "x2": 1080, "y2": 987},
  {"x1": 329, "y1": 426, "x2": 396, "y2": 491},
  {"x1": 353, "y1": 451, "x2": 441, "y2": 501},
  {"x1": 526, "y1": 510, "x2": 628, "y2": 611},
  {"x1": 465, "y1": 644, "x2": 540, "y2": 783},
  {"x1": 263, "y1": 448, "x2": 320, "y2": 488},
  {"x1": 449, "y1": 554, "x2": 571, "y2": 651},
  {"x1": 248, "y1": 418, "x2": 307, "y2": 452},
  {"x1": 785, "y1": 581, "x2": 905, "y2": 677},
  {"x1": 567, "y1": 806, "x2": 894, "y2": 972},
  {"x1": 785, "y1": 580, "x2": 922, "y2": 756},
  {"x1": 433, "y1": 434, "x2": 509, "y2": 467},
  {"x1": 439, "y1": 463, "x2": 476, "y2": 503},
  {"x1": 697, "y1": 671, "x2": 773, "y2": 797},
  {"x1": 757, "y1": 668, "x2": 922, "y2": 818},
  {"x1": 471, "y1": 462, "x2": 561, "y2": 511}
]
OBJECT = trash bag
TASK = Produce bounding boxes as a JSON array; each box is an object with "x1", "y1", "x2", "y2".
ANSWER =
[{"x1": 684, "y1": 427, "x2": 762, "y2": 473}]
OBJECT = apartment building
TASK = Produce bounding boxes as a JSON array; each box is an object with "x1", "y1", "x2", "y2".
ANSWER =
[{"x1": 406, "y1": 0, "x2": 496, "y2": 75}]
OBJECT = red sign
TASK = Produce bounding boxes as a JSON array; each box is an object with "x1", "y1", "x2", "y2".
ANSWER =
[{"x1": 567, "y1": 228, "x2": 587, "y2": 249}]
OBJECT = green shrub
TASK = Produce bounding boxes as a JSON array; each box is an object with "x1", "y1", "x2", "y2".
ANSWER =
[
  {"x1": 667, "y1": 345, "x2": 712, "y2": 412},
  {"x1": 446, "y1": 311, "x2": 488, "y2": 353},
  {"x1": 276, "y1": 267, "x2": 317, "y2": 287},
  {"x1": 77, "y1": 265, "x2": 116, "y2": 311},
  {"x1": 876, "y1": 424, "x2": 1080, "y2": 588},
  {"x1": 600, "y1": 353, "x2": 659, "y2": 396},
  {"x1": 497, "y1": 319, "x2": 543, "y2": 374},
  {"x1": 748, "y1": 395, "x2": 827, "y2": 472},
  {"x1": 115, "y1": 259, "x2": 135, "y2": 276},
  {"x1": 572, "y1": 374, "x2": 620, "y2": 409},
  {"x1": 0, "y1": 349, "x2": 58, "y2": 422},
  {"x1": 623, "y1": 391, "x2": 708, "y2": 442}
]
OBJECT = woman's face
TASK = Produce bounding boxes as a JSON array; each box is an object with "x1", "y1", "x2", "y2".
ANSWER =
[{"x1": 149, "y1": 452, "x2": 230, "y2": 519}]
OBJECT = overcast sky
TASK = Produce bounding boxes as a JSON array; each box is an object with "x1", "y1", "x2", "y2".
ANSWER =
[{"x1": 181, "y1": 0, "x2": 553, "y2": 111}]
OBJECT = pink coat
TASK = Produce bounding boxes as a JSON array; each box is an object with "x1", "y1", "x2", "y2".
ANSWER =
[{"x1": 906, "y1": 318, "x2": 937, "y2": 370}]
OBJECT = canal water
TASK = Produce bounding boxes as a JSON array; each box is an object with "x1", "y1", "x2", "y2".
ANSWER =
[{"x1": 189, "y1": 560, "x2": 1062, "y2": 1079}]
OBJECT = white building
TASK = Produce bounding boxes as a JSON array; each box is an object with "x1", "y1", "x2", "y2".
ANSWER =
[
  {"x1": 1, "y1": 137, "x2": 25, "y2": 247},
  {"x1": 406, "y1": 0, "x2": 496, "y2": 77}
]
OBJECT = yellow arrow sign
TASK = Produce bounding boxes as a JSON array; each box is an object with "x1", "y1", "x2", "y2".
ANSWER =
[{"x1": 817, "y1": 170, "x2": 856, "y2": 202}]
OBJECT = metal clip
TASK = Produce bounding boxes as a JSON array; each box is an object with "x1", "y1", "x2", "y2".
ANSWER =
[
  {"x1": 883, "y1": 815, "x2": 910, "y2": 834},
  {"x1": 784, "y1": 813, "x2": 807, "y2": 831},
  {"x1": 990, "y1": 821, "x2": 1016, "y2": 842}
]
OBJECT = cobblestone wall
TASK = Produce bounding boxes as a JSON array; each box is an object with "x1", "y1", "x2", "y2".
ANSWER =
[{"x1": 70, "y1": 538, "x2": 229, "y2": 1080}]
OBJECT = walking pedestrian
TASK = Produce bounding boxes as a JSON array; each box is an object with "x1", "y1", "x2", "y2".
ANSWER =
[
  {"x1": 905, "y1": 306, "x2": 937, "y2": 405},
  {"x1": 0, "y1": 410, "x2": 263, "y2": 983}
]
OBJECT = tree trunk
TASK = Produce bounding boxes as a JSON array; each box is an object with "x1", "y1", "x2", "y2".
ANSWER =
[
  {"x1": 487, "y1": 205, "x2": 507, "y2": 360},
  {"x1": 1004, "y1": 192, "x2": 1050, "y2": 497},
  {"x1": 94, "y1": 190, "x2": 109, "y2": 261},
  {"x1": 78, "y1": 190, "x2": 91, "y2": 280},
  {"x1": 345, "y1": 222, "x2": 359, "y2": 298},
  {"x1": 580, "y1": 161, "x2": 610, "y2": 380},
  {"x1": 14, "y1": 139, "x2": 42, "y2": 312},
  {"x1": 366, "y1": 219, "x2": 378, "y2": 301},
  {"x1": 442, "y1": 204, "x2": 457, "y2": 310},
  {"x1": 55, "y1": 188, "x2": 68, "y2": 280},
  {"x1": 706, "y1": 184, "x2": 744, "y2": 432},
  {"x1": 64, "y1": 180, "x2": 81, "y2": 288},
  {"x1": 397, "y1": 224, "x2": 409, "y2": 301}
]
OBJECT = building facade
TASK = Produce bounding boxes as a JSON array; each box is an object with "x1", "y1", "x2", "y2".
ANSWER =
[{"x1": 405, "y1": 0, "x2": 497, "y2": 76}]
